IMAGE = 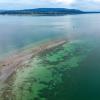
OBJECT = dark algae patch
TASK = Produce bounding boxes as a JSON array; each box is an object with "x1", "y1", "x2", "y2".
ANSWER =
[{"x1": 0, "y1": 39, "x2": 99, "y2": 100}]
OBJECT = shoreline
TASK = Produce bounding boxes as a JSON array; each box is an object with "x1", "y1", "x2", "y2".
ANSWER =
[{"x1": 0, "y1": 39, "x2": 67, "y2": 83}]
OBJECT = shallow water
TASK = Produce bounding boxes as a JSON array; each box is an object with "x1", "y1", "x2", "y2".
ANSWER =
[
  {"x1": 1, "y1": 39, "x2": 100, "y2": 100},
  {"x1": 1, "y1": 14, "x2": 100, "y2": 100}
]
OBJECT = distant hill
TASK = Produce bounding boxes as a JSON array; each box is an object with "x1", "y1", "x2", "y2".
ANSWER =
[
  {"x1": 0, "y1": 8, "x2": 84, "y2": 15},
  {"x1": 0, "y1": 8, "x2": 100, "y2": 15}
]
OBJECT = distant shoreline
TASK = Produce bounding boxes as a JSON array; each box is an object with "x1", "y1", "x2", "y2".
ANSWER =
[
  {"x1": 0, "y1": 8, "x2": 100, "y2": 16},
  {"x1": 0, "y1": 8, "x2": 84, "y2": 16},
  {"x1": 0, "y1": 12, "x2": 100, "y2": 16}
]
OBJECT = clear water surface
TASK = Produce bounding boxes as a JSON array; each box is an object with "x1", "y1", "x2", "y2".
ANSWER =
[{"x1": 1, "y1": 14, "x2": 100, "y2": 100}]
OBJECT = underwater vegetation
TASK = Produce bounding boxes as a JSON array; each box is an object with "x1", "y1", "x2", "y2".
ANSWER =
[{"x1": 1, "y1": 39, "x2": 97, "y2": 100}]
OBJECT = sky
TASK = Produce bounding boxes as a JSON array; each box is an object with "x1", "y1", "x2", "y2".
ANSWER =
[{"x1": 0, "y1": 0, "x2": 100, "y2": 11}]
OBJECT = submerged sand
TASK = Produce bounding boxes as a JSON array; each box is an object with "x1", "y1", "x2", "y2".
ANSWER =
[
  {"x1": 0, "y1": 39, "x2": 66, "y2": 83},
  {"x1": 0, "y1": 38, "x2": 97, "y2": 100}
]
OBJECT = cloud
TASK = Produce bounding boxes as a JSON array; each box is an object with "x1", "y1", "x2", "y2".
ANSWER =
[
  {"x1": 0, "y1": 0, "x2": 75, "y2": 5},
  {"x1": 43, "y1": 0, "x2": 75, "y2": 5},
  {"x1": 0, "y1": 0, "x2": 100, "y2": 10},
  {"x1": 72, "y1": 0, "x2": 100, "y2": 10},
  {"x1": 89, "y1": 0, "x2": 100, "y2": 2},
  {"x1": 0, "y1": 0, "x2": 75, "y2": 9}
]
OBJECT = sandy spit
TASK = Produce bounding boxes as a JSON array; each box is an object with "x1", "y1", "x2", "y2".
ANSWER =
[{"x1": 0, "y1": 39, "x2": 66, "y2": 83}]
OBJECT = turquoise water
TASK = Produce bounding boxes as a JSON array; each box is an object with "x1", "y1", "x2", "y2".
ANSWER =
[{"x1": 1, "y1": 14, "x2": 100, "y2": 100}]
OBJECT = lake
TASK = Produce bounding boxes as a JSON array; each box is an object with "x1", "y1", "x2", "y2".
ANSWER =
[
  {"x1": 0, "y1": 14, "x2": 100, "y2": 58},
  {"x1": 1, "y1": 14, "x2": 100, "y2": 100}
]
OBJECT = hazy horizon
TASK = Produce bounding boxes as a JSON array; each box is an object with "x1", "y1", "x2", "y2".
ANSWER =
[{"x1": 0, "y1": 0, "x2": 100, "y2": 11}]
